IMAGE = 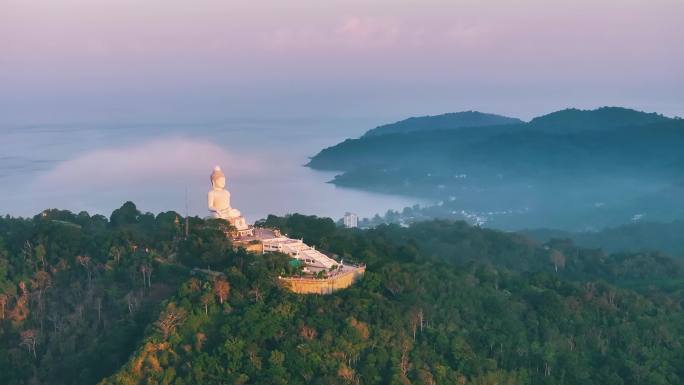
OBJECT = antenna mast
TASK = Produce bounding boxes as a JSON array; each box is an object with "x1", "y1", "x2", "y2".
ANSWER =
[{"x1": 184, "y1": 187, "x2": 189, "y2": 239}]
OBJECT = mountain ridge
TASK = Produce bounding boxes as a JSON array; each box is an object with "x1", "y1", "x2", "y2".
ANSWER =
[
  {"x1": 362, "y1": 110, "x2": 524, "y2": 137},
  {"x1": 528, "y1": 106, "x2": 672, "y2": 132},
  {"x1": 357, "y1": 107, "x2": 673, "y2": 139},
  {"x1": 307, "y1": 107, "x2": 684, "y2": 230}
]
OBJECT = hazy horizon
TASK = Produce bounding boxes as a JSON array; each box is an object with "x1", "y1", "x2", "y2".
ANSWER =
[
  {"x1": 2, "y1": 0, "x2": 683, "y2": 125},
  {"x1": 2, "y1": 0, "x2": 683, "y2": 224}
]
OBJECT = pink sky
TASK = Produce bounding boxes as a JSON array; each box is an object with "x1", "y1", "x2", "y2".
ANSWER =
[{"x1": 1, "y1": 0, "x2": 683, "y2": 123}]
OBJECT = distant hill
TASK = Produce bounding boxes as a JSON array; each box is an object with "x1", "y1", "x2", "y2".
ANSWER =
[
  {"x1": 521, "y1": 220, "x2": 684, "y2": 258},
  {"x1": 362, "y1": 111, "x2": 523, "y2": 137},
  {"x1": 308, "y1": 107, "x2": 684, "y2": 230},
  {"x1": 528, "y1": 107, "x2": 671, "y2": 132},
  {"x1": 308, "y1": 108, "x2": 683, "y2": 177}
]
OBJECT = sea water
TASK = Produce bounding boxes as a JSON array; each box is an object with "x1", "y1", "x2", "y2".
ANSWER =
[{"x1": 0, "y1": 118, "x2": 423, "y2": 221}]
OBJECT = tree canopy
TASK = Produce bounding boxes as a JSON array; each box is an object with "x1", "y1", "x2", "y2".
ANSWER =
[{"x1": 1, "y1": 206, "x2": 683, "y2": 385}]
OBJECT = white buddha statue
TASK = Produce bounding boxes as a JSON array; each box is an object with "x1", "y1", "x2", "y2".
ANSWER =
[{"x1": 208, "y1": 166, "x2": 248, "y2": 230}]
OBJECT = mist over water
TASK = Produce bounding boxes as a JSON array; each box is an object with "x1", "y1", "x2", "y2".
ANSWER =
[{"x1": 0, "y1": 119, "x2": 425, "y2": 221}]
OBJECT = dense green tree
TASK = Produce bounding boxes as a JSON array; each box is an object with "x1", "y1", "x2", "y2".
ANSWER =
[
  {"x1": 2, "y1": 208, "x2": 684, "y2": 385},
  {"x1": 110, "y1": 201, "x2": 141, "y2": 227}
]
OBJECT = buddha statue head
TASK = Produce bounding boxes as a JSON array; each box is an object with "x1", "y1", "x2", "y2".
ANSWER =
[{"x1": 210, "y1": 165, "x2": 226, "y2": 189}]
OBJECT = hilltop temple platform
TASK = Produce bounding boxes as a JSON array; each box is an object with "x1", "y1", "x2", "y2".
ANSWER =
[
  {"x1": 208, "y1": 165, "x2": 364, "y2": 294},
  {"x1": 232, "y1": 227, "x2": 365, "y2": 294}
]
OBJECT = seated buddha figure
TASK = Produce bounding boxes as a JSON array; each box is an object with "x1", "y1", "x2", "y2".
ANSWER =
[{"x1": 208, "y1": 166, "x2": 247, "y2": 229}]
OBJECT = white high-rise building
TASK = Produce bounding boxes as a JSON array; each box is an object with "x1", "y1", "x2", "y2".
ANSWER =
[{"x1": 343, "y1": 212, "x2": 358, "y2": 228}]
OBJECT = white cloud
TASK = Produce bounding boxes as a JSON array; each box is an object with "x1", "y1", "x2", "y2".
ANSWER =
[
  {"x1": 37, "y1": 137, "x2": 262, "y2": 191},
  {"x1": 266, "y1": 15, "x2": 402, "y2": 50},
  {"x1": 334, "y1": 16, "x2": 401, "y2": 47}
]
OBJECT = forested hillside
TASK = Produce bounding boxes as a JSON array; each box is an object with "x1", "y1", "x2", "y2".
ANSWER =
[
  {"x1": 2, "y1": 207, "x2": 684, "y2": 385},
  {"x1": 307, "y1": 107, "x2": 684, "y2": 230},
  {"x1": 521, "y1": 220, "x2": 684, "y2": 259},
  {"x1": 0, "y1": 202, "x2": 230, "y2": 385},
  {"x1": 101, "y1": 214, "x2": 684, "y2": 385}
]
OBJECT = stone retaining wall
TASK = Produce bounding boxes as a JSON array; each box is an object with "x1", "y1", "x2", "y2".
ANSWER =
[{"x1": 279, "y1": 266, "x2": 366, "y2": 294}]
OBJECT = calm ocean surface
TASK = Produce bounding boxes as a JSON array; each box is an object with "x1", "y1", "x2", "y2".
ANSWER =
[{"x1": 0, "y1": 118, "x2": 423, "y2": 221}]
